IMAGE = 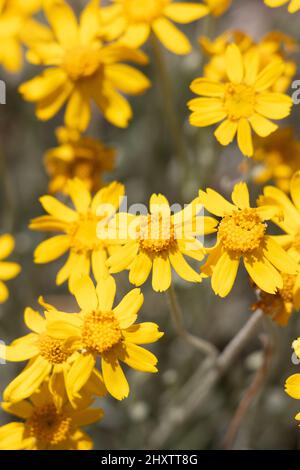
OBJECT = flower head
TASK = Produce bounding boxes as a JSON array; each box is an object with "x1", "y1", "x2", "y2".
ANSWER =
[
  {"x1": 0, "y1": 298, "x2": 106, "y2": 406},
  {"x1": 103, "y1": 193, "x2": 217, "y2": 292},
  {"x1": 46, "y1": 275, "x2": 164, "y2": 400},
  {"x1": 44, "y1": 127, "x2": 116, "y2": 194},
  {"x1": 0, "y1": 234, "x2": 21, "y2": 303},
  {"x1": 188, "y1": 43, "x2": 293, "y2": 157},
  {"x1": 0, "y1": 381, "x2": 103, "y2": 450},
  {"x1": 19, "y1": 0, "x2": 150, "y2": 130},
  {"x1": 102, "y1": 0, "x2": 209, "y2": 55},
  {"x1": 29, "y1": 178, "x2": 124, "y2": 291},
  {"x1": 199, "y1": 181, "x2": 298, "y2": 297},
  {"x1": 264, "y1": 0, "x2": 300, "y2": 13}
]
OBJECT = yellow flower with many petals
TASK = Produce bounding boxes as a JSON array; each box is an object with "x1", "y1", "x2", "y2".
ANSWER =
[
  {"x1": 0, "y1": 234, "x2": 20, "y2": 303},
  {"x1": 188, "y1": 44, "x2": 293, "y2": 157},
  {"x1": 44, "y1": 127, "x2": 116, "y2": 194},
  {"x1": 29, "y1": 179, "x2": 124, "y2": 291},
  {"x1": 253, "y1": 128, "x2": 300, "y2": 193},
  {"x1": 199, "y1": 31, "x2": 297, "y2": 93},
  {"x1": 102, "y1": 0, "x2": 209, "y2": 55},
  {"x1": 264, "y1": 0, "x2": 300, "y2": 13},
  {"x1": 0, "y1": 0, "x2": 51, "y2": 72},
  {"x1": 104, "y1": 193, "x2": 217, "y2": 292},
  {"x1": 19, "y1": 0, "x2": 150, "y2": 130},
  {"x1": 0, "y1": 299, "x2": 106, "y2": 405},
  {"x1": 199, "y1": 182, "x2": 298, "y2": 297},
  {"x1": 203, "y1": 0, "x2": 232, "y2": 16},
  {"x1": 46, "y1": 276, "x2": 164, "y2": 401},
  {"x1": 0, "y1": 382, "x2": 103, "y2": 450}
]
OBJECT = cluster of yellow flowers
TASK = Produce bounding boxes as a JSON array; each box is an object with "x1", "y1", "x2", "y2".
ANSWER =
[{"x1": 1, "y1": 0, "x2": 300, "y2": 449}]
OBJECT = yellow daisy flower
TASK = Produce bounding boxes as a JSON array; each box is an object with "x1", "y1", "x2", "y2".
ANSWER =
[
  {"x1": 104, "y1": 193, "x2": 217, "y2": 292},
  {"x1": 203, "y1": 0, "x2": 232, "y2": 16},
  {"x1": 0, "y1": 299, "x2": 106, "y2": 405},
  {"x1": 29, "y1": 178, "x2": 124, "y2": 291},
  {"x1": 199, "y1": 31, "x2": 297, "y2": 93},
  {"x1": 199, "y1": 182, "x2": 298, "y2": 297},
  {"x1": 188, "y1": 43, "x2": 293, "y2": 157},
  {"x1": 264, "y1": 0, "x2": 300, "y2": 13},
  {"x1": 44, "y1": 127, "x2": 116, "y2": 194},
  {"x1": 253, "y1": 128, "x2": 300, "y2": 193},
  {"x1": 0, "y1": 381, "x2": 103, "y2": 450},
  {"x1": 0, "y1": 234, "x2": 21, "y2": 303},
  {"x1": 0, "y1": 0, "x2": 51, "y2": 73},
  {"x1": 19, "y1": 0, "x2": 150, "y2": 130},
  {"x1": 102, "y1": 0, "x2": 209, "y2": 55},
  {"x1": 46, "y1": 275, "x2": 164, "y2": 401}
]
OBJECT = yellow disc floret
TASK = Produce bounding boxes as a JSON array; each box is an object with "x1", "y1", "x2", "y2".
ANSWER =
[
  {"x1": 139, "y1": 214, "x2": 177, "y2": 254},
  {"x1": 38, "y1": 333, "x2": 71, "y2": 365},
  {"x1": 224, "y1": 83, "x2": 256, "y2": 121},
  {"x1": 63, "y1": 47, "x2": 102, "y2": 81},
  {"x1": 68, "y1": 213, "x2": 102, "y2": 253},
  {"x1": 82, "y1": 311, "x2": 122, "y2": 354},
  {"x1": 279, "y1": 273, "x2": 296, "y2": 303},
  {"x1": 27, "y1": 403, "x2": 72, "y2": 447}
]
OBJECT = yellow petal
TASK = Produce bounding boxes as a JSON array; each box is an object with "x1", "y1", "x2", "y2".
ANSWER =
[
  {"x1": 152, "y1": 17, "x2": 191, "y2": 55},
  {"x1": 255, "y1": 92, "x2": 292, "y2": 120},
  {"x1": 72, "y1": 408, "x2": 104, "y2": 426},
  {"x1": 254, "y1": 60, "x2": 284, "y2": 92},
  {"x1": 96, "y1": 275, "x2": 116, "y2": 312},
  {"x1": 120, "y1": 342, "x2": 158, "y2": 373},
  {"x1": 263, "y1": 236, "x2": 299, "y2": 274},
  {"x1": 0, "y1": 262, "x2": 20, "y2": 280},
  {"x1": 225, "y1": 44, "x2": 244, "y2": 84},
  {"x1": 214, "y1": 119, "x2": 237, "y2": 146},
  {"x1": 237, "y1": 118, "x2": 253, "y2": 157},
  {"x1": 290, "y1": 171, "x2": 300, "y2": 212},
  {"x1": 39, "y1": 195, "x2": 77, "y2": 222},
  {"x1": 211, "y1": 250, "x2": 240, "y2": 297},
  {"x1": 67, "y1": 353, "x2": 95, "y2": 395},
  {"x1": 67, "y1": 178, "x2": 91, "y2": 213},
  {"x1": 0, "y1": 234, "x2": 14, "y2": 259},
  {"x1": 101, "y1": 352, "x2": 129, "y2": 400},
  {"x1": 249, "y1": 114, "x2": 278, "y2": 137},
  {"x1": 105, "y1": 64, "x2": 151, "y2": 95},
  {"x1": 129, "y1": 251, "x2": 152, "y2": 286},
  {"x1": 199, "y1": 188, "x2": 236, "y2": 217},
  {"x1": 1, "y1": 341, "x2": 38, "y2": 362},
  {"x1": 243, "y1": 253, "x2": 283, "y2": 294},
  {"x1": 152, "y1": 256, "x2": 171, "y2": 292},
  {"x1": 123, "y1": 323, "x2": 164, "y2": 344},
  {"x1": 92, "y1": 249, "x2": 109, "y2": 282},
  {"x1": 190, "y1": 78, "x2": 225, "y2": 97},
  {"x1": 285, "y1": 374, "x2": 300, "y2": 399},
  {"x1": 2, "y1": 400, "x2": 33, "y2": 419},
  {"x1": 34, "y1": 235, "x2": 70, "y2": 263},
  {"x1": 44, "y1": 0, "x2": 78, "y2": 47},
  {"x1": 114, "y1": 289, "x2": 144, "y2": 329},
  {"x1": 231, "y1": 182, "x2": 250, "y2": 209},
  {"x1": 73, "y1": 276, "x2": 98, "y2": 312},
  {"x1": 169, "y1": 249, "x2": 202, "y2": 282}
]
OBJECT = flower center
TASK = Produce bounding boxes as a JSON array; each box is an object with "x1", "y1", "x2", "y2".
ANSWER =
[
  {"x1": 27, "y1": 404, "x2": 72, "y2": 447},
  {"x1": 218, "y1": 208, "x2": 266, "y2": 254},
  {"x1": 279, "y1": 273, "x2": 296, "y2": 303},
  {"x1": 68, "y1": 213, "x2": 102, "y2": 253},
  {"x1": 224, "y1": 83, "x2": 256, "y2": 120},
  {"x1": 38, "y1": 333, "x2": 72, "y2": 365},
  {"x1": 123, "y1": 0, "x2": 167, "y2": 22},
  {"x1": 138, "y1": 214, "x2": 177, "y2": 254},
  {"x1": 82, "y1": 311, "x2": 122, "y2": 355},
  {"x1": 63, "y1": 46, "x2": 102, "y2": 81}
]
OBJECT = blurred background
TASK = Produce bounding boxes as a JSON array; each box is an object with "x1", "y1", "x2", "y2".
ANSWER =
[{"x1": 1, "y1": 0, "x2": 300, "y2": 450}]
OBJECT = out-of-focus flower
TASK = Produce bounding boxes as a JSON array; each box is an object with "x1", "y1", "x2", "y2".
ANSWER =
[
  {"x1": 264, "y1": 0, "x2": 300, "y2": 13},
  {"x1": 285, "y1": 339, "x2": 300, "y2": 422},
  {"x1": 19, "y1": 0, "x2": 150, "y2": 130},
  {"x1": 0, "y1": 299, "x2": 106, "y2": 405},
  {"x1": 199, "y1": 30, "x2": 297, "y2": 93},
  {"x1": 188, "y1": 44, "x2": 293, "y2": 157},
  {"x1": 47, "y1": 275, "x2": 164, "y2": 401},
  {"x1": 199, "y1": 182, "x2": 298, "y2": 297},
  {"x1": 0, "y1": 381, "x2": 103, "y2": 450},
  {"x1": 203, "y1": 0, "x2": 232, "y2": 16},
  {"x1": 104, "y1": 193, "x2": 217, "y2": 292},
  {"x1": 102, "y1": 0, "x2": 208, "y2": 55},
  {"x1": 44, "y1": 127, "x2": 116, "y2": 194},
  {"x1": 29, "y1": 178, "x2": 124, "y2": 291},
  {"x1": 253, "y1": 128, "x2": 300, "y2": 193},
  {"x1": 0, "y1": 0, "x2": 51, "y2": 73},
  {"x1": 0, "y1": 234, "x2": 21, "y2": 303}
]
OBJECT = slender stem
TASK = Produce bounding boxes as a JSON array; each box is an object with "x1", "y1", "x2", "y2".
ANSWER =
[{"x1": 166, "y1": 284, "x2": 218, "y2": 358}]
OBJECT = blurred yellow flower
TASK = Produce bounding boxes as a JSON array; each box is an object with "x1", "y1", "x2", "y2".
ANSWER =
[
  {"x1": 188, "y1": 44, "x2": 293, "y2": 157},
  {"x1": 253, "y1": 128, "x2": 300, "y2": 193},
  {"x1": 0, "y1": 381, "x2": 103, "y2": 450},
  {"x1": 199, "y1": 182, "x2": 298, "y2": 297},
  {"x1": 0, "y1": 234, "x2": 20, "y2": 303},
  {"x1": 19, "y1": 0, "x2": 150, "y2": 130},
  {"x1": 45, "y1": 127, "x2": 116, "y2": 194},
  {"x1": 102, "y1": 0, "x2": 209, "y2": 54},
  {"x1": 265, "y1": 0, "x2": 300, "y2": 13},
  {"x1": 46, "y1": 275, "x2": 164, "y2": 401},
  {"x1": 199, "y1": 30, "x2": 297, "y2": 93},
  {"x1": 0, "y1": 299, "x2": 106, "y2": 405},
  {"x1": 29, "y1": 179, "x2": 124, "y2": 291},
  {"x1": 104, "y1": 193, "x2": 217, "y2": 292},
  {"x1": 0, "y1": 0, "x2": 51, "y2": 72},
  {"x1": 285, "y1": 339, "x2": 300, "y2": 423},
  {"x1": 203, "y1": 0, "x2": 232, "y2": 16}
]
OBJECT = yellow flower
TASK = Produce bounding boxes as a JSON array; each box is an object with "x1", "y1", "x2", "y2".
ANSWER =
[
  {"x1": 0, "y1": 234, "x2": 20, "y2": 303},
  {"x1": 199, "y1": 31, "x2": 297, "y2": 93},
  {"x1": 104, "y1": 193, "x2": 217, "y2": 292},
  {"x1": 253, "y1": 128, "x2": 300, "y2": 193},
  {"x1": 46, "y1": 275, "x2": 164, "y2": 401},
  {"x1": 188, "y1": 43, "x2": 293, "y2": 157},
  {"x1": 19, "y1": 0, "x2": 150, "y2": 130},
  {"x1": 199, "y1": 182, "x2": 298, "y2": 297},
  {"x1": 29, "y1": 178, "x2": 124, "y2": 291},
  {"x1": 0, "y1": 299, "x2": 106, "y2": 405},
  {"x1": 102, "y1": 0, "x2": 209, "y2": 55},
  {"x1": 0, "y1": 381, "x2": 103, "y2": 450},
  {"x1": 257, "y1": 171, "x2": 300, "y2": 308},
  {"x1": 264, "y1": 0, "x2": 300, "y2": 13},
  {"x1": 203, "y1": 0, "x2": 232, "y2": 16},
  {"x1": 285, "y1": 339, "x2": 300, "y2": 423},
  {"x1": 0, "y1": 0, "x2": 51, "y2": 73},
  {"x1": 44, "y1": 127, "x2": 116, "y2": 194}
]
